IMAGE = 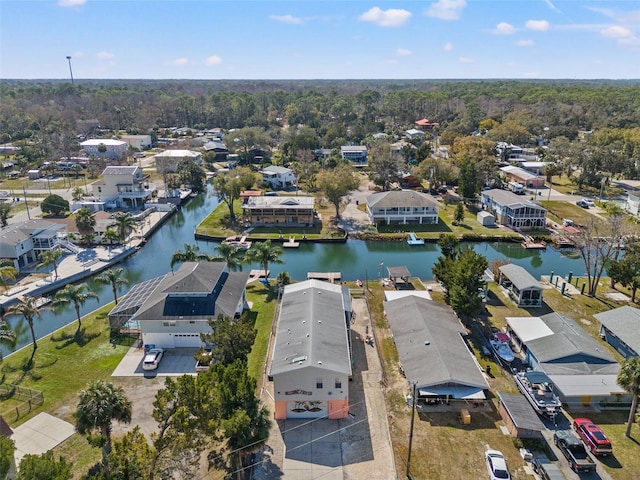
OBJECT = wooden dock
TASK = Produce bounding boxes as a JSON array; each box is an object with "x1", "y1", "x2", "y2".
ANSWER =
[
  {"x1": 521, "y1": 236, "x2": 547, "y2": 250},
  {"x1": 282, "y1": 237, "x2": 300, "y2": 248},
  {"x1": 248, "y1": 269, "x2": 269, "y2": 282},
  {"x1": 307, "y1": 272, "x2": 341, "y2": 283}
]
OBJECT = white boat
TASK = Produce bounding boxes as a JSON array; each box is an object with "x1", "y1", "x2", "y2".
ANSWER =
[
  {"x1": 489, "y1": 332, "x2": 515, "y2": 364},
  {"x1": 222, "y1": 235, "x2": 252, "y2": 249},
  {"x1": 514, "y1": 371, "x2": 562, "y2": 422},
  {"x1": 407, "y1": 232, "x2": 425, "y2": 246}
]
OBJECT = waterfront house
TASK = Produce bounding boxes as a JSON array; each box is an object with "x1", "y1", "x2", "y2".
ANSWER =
[
  {"x1": 91, "y1": 166, "x2": 155, "y2": 210},
  {"x1": 366, "y1": 190, "x2": 439, "y2": 225},
  {"x1": 0, "y1": 220, "x2": 64, "y2": 272},
  {"x1": 242, "y1": 196, "x2": 316, "y2": 227},
  {"x1": 481, "y1": 189, "x2": 547, "y2": 231},
  {"x1": 506, "y1": 313, "x2": 624, "y2": 407},
  {"x1": 498, "y1": 264, "x2": 543, "y2": 307},
  {"x1": 594, "y1": 306, "x2": 640, "y2": 358},
  {"x1": 340, "y1": 145, "x2": 368, "y2": 166},
  {"x1": 269, "y1": 280, "x2": 352, "y2": 419},
  {"x1": 385, "y1": 294, "x2": 489, "y2": 403},
  {"x1": 260, "y1": 166, "x2": 296, "y2": 190},
  {"x1": 109, "y1": 262, "x2": 249, "y2": 348},
  {"x1": 80, "y1": 139, "x2": 128, "y2": 160},
  {"x1": 154, "y1": 149, "x2": 202, "y2": 174}
]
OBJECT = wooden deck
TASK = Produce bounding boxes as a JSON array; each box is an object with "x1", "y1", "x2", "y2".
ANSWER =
[{"x1": 307, "y1": 272, "x2": 341, "y2": 283}]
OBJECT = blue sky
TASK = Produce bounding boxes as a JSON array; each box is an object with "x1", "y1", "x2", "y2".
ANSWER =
[{"x1": 1, "y1": 0, "x2": 639, "y2": 79}]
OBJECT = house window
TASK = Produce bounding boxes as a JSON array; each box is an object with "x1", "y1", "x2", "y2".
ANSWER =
[
  {"x1": 316, "y1": 378, "x2": 323, "y2": 389},
  {"x1": 162, "y1": 321, "x2": 176, "y2": 327},
  {"x1": 335, "y1": 379, "x2": 342, "y2": 389},
  {"x1": 98, "y1": 187, "x2": 102, "y2": 193}
]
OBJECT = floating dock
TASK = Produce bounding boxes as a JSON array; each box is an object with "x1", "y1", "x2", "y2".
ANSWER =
[
  {"x1": 282, "y1": 237, "x2": 300, "y2": 248},
  {"x1": 307, "y1": 272, "x2": 341, "y2": 283}
]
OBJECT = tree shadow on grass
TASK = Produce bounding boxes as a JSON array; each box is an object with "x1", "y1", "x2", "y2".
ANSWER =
[
  {"x1": 51, "y1": 328, "x2": 102, "y2": 349},
  {"x1": 0, "y1": 352, "x2": 57, "y2": 385}
]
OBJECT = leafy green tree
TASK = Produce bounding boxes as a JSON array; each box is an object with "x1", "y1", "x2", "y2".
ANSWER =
[
  {"x1": 607, "y1": 241, "x2": 640, "y2": 301},
  {"x1": 211, "y1": 242, "x2": 245, "y2": 271},
  {"x1": 454, "y1": 203, "x2": 465, "y2": 224},
  {"x1": 170, "y1": 243, "x2": 212, "y2": 269},
  {"x1": 107, "y1": 426, "x2": 153, "y2": 480},
  {"x1": 177, "y1": 158, "x2": 207, "y2": 193},
  {"x1": 245, "y1": 240, "x2": 283, "y2": 278},
  {"x1": 457, "y1": 159, "x2": 480, "y2": 201},
  {"x1": 53, "y1": 283, "x2": 99, "y2": 330},
  {"x1": 4, "y1": 296, "x2": 49, "y2": 361},
  {"x1": 0, "y1": 436, "x2": 14, "y2": 478},
  {"x1": 37, "y1": 248, "x2": 63, "y2": 280},
  {"x1": 447, "y1": 248, "x2": 488, "y2": 317},
  {"x1": 316, "y1": 164, "x2": 359, "y2": 219},
  {"x1": 17, "y1": 450, "x2": 72, "y2": 480},
  {"x1": 41, "y1": 194, "x2": 69, "y2": 216},
  {"x1": 368, "y1": 142, "x2": 404, "y2": 191},
  {"x1": 75, "y1": 207, "x2": 96, "y2": 245},
  {"x1": 291, "y1": 148, "x2": 319, "y2": 192},
  {"x1": 109, "y1": 212, "x2": 137, "y2": 243},
  {"x1": 76, "y1": 380, "x2": 132, "y2": 474},
  {"x1": 200, "y1": 314, "x2": 257, "y2": 365},
  {"x1": 277, "y1": 270, "x2": 291, "y2": 288},
  {"x1": 211, "y1": 167, "x2": 257, "y2": 222},
  {"x1": 95, "y1": 267, "x2": 129, "y2": 305},
  {"x1": 0, "y1": 202, "x2": 11, "y2": 227},
  {"x1": 618, "y1": 357, "x2": 640, "y2": 437},
  {"x1": 102, "y1": 228, "x2": 119, "y2": 251},
  {"x1": 229, "y1": 126, "x2": 271, "y2": 164}
]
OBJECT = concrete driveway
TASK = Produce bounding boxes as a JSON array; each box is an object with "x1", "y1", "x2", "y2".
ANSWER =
[
  {"x1": 11, "y1": 412, "x2": 75, "y2": 466},
  {"x1": 111, "y1": 346, "x2": 198, "y2": 377}
]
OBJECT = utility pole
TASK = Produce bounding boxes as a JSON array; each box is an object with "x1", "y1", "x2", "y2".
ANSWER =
[
  {"x1": 23, "y1": 185, "x2": 31, "y2": 220},
  {"x1": 406, "y1": 382, "x2": 417, "y2": 479},
  {"x1": 66, "y1": 56, "x2": 74, "y2": 84}
]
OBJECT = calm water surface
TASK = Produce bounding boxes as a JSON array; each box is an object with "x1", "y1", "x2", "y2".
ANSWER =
[{"x1": 2, "y1": 186, "x2": 584, "y2": 354}]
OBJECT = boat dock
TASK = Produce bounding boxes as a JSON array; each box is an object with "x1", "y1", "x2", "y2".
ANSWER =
[
  {"x1": 521, "y1": 236, "x2": 546, "y2": 249},
  {"x1": 307, "y1": 272, "x2": 341, "y2": 283},
  {"x1": 282, "y1": 237, "x2": 300, "y2": 248},
  {"x1": 248, "y1": 269, "x2": 269, "y2": 282}
]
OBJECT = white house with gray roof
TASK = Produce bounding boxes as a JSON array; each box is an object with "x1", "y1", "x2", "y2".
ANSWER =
[
  {"x1": 594, "y1": 306, "x2": 640, "y2": 358},
  {"x1": 481, "y1": 189, "x2": 547, "y2": 231},
  {"x1": 385, "y1": 294, "x2": 489, "y2": 402},
  {"x1": 80, "y1": 139, "x2": 128, "y2": 159},
  {"x1": 0, "y1": 220, "x2": 64, "y2": 272},
  {"x1": 260, "y1": 165, "x2": 295, "y2": 190},
  {"x1": 269, "y1": 280, "x2": 352, "y2": 419},
  {"x1": 366, "y1": 190, "x2": 439, "y2": 225},
  {"x1": 498, "y1": 264, "x2": 543, "y2": 307},
  {"x1": 506, "y1": 313, "x2": 624, "y2": 406},
  {"x1": 91, "y1": 165, "x2": 155, "y2": 209},
  {"x1": 109, "y1": 262, "x2": 249, "y2": 349}
]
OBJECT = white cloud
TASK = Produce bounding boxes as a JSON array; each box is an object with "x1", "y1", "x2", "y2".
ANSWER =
[
  {"x1": 425, "y1": 0, "x2": 467, "y2": 21},
  {"x1": 205, "y1": 55, "x2": 222, "y2": 66},
  {"x1": 359, "y1": 7, "x2": 412, "y2": 27},
  {"x1": 171, "y1": 58, "x2": 189, "y2": 66},
  {"x1": 396, "y1": 48, "x2": 412, "y2": 57},
  {"x1": 515, "y1": 39, "x2": 535, "y2": 47},
  {"x1": 525, "y1": 20, "x2": 550, "y2": 31},
  {"x1": 269, "y1": 14, "x2": 303, "y2": 25},
  {"x1": 443, "y1": 42, "x2": 454, "y2": 52},
  {"x1": 542, "y1": 0, "x2": 562, "y2": 14},
  {"x1": 493, "y1": 22, "x2": 516, "y2": 35},
  {"x1": 458, "y1": 56, "x2": 473, "y2": 63},
  {"x1": 96, "y1": 51, "x2": 115, "y2": 60},
  {"x1": 58, "y1": 0, "x2": 85, "y2": 7},
  {"x1": 600, "y1": 26, "x2": 640, "y2": 46}
]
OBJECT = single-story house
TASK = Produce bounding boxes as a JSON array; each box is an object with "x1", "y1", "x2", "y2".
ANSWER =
[
  {"x1": 260, "y1": 166, "x2": 296, "y2": 190},
  {"x1": 242, "y1": 196, "x2": 316, "y2": 227},
  {"x1": 366, "y1": 190, "x2": 439, "y2": 225},
  {"x1": 506, "y1": 313, "x2": 625, "y2": 407},
  {"x1": 481, "y1": 189, "x2": 547, "y2": 231},
  {"x1": 269, "y1": 280, "x2": 352, "y2": 419},
  {"x1": 340, "y1": 145, "x2": 367, "y2": 166},
  {"x1": 385, "y1": 295, "x2": 489, "y2": 402},
  {"x1": 80, "y1": 139, "x2": 128, "y2": 159},
  {"x1": 498, "y1": 264, "x2": 543, "y2": 307},
  {"x1": 405, "y1": 129, "x2": 425, "y2": 140},
  {"x1": 521, "y1": 161, "x2": 550, "y2": 176},
  {"x1": 108, "y1": 262, "x2": 249, "y2": 348},
  {"x1": 500, "y1": 165, "x2": 545, "y2": 189},
  {"x1": 154, "y1": 150, "x2": 202, "y2": 174},
  {"x1": 594, "y1": 306, "x2": 640, "y2": 358},
  {"x1": 497, "y1": 392, "x2": 545, "y2": 439}
]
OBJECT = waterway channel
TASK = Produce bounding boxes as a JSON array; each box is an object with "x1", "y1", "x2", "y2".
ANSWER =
[{"x1": 2, "y1": 185, "x2": 586, "y2": 355}]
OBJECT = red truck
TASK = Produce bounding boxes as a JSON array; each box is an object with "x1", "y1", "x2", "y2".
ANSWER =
[{"x1": 572, "y1": 417, "x2": 612, "y2": 456}]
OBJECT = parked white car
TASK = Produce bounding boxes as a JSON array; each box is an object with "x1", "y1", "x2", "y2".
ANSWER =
[
  {"x1": 485, "y1": 449, "x2": 510, "y2": 480},
  {"x1": 142, "y1": 348, "x2": 164, "y2": 371},
  {"x1": 582, "y1": 198, "x2": 595, "y2": 207}
]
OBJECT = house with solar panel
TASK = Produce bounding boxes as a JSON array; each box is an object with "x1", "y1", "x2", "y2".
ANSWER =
[
  {"x1": 269, "y1": 280, "x2": 353, "y2": 419},
  {"x1": 107, "y1": 262, "x2": 249, "y2": 348}
]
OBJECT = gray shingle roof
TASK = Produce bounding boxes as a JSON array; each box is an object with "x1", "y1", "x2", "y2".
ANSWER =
[
  {"x1": 102, "y1": 166, "x2": 139, "y2": 175},
  {"x1": 385, "y1": 295, "x2": 489, "y2": 390},
  {"x1": 366, "y1": 190, "x2": 439, "y2": 209},
  {"x1": 270, "y1": 280, "x2": 352, "y2": 376},
  {"x1": 499, "y1": 264, "x2": 542, "y2": 291},
  {"x1": 497, "y1": 392, "x2": 545, "y2": 432},
  {"x1": 482, "y1": 189, "x2": 546, "y2": 211},
  {"x1": 594, "y1": 306, "x2": 640, "y2": 355}
]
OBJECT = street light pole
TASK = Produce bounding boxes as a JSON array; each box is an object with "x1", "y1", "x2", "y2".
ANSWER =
[
  {"x1": 406, "y1": 382, "x2": 417, "y2": 479},
  {"x1": 66, "y1": 56, "x2": 74, "y2": 84}
]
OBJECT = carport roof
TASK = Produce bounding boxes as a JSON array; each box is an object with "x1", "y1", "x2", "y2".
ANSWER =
[{"x1": 497, "y1": 392, "x2": 545, "y2": 432}]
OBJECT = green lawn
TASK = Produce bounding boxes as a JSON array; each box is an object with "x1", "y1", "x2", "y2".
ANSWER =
[
  {"x1": 246, "y1": 282, "x2": 277, "y2": 383},
  {"x1": 540, "y1": 200, "x2": 599, "y2": 226}
]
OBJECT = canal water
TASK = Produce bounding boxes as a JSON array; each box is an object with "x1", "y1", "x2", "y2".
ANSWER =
[{"x1": 2, "y1": 186, "x2": 585, "y2": 355}]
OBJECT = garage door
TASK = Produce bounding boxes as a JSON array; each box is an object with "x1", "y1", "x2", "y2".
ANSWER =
[
  {"x1": 173, "y1": 333, "x2": 202, "y2": 348},
  {"x1": 287, "y1": 401, "x2": 327, "y2": 419}
]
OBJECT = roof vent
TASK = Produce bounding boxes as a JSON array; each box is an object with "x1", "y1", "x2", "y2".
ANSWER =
[
  {"x1": 318, "y1": 320, "x2": 322, "y2": 324},
  {"x1": 318, "y1": 361, "x2": 322, "y2": 365},
  {"x1": 291, "y1": 355, "x2": 307, "y2": 364},
  {"x1": 424, "y1": 341, "x2": 430, "y2": 346}
]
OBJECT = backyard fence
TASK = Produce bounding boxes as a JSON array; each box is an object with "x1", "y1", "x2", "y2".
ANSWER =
[{"x1": 0, "y1": 384, "x2": 44, "y2": 421}]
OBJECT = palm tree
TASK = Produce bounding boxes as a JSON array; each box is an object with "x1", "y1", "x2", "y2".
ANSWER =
[
  {"x1": 0, "y1": 260, "x2": 17, "y2": 291},
  {"x1": 53, "y1": 283, "x2": 99, "y2": 330},
  {"x1": 212, "y1": 242, "x2": 245, "y2": 271},
  {"x1": 110, "y1": 212, "x2": 137, "y2": 244},
  {"x1": 4, "y1": 296, "x2": 48, "y2": 359},
  {"x1": 245, "y1": 240, "x2": 284, "y2": 279},
  {"x1": 95, "y1": 267, "x2": 129, "y2": 305},
  {"x1": 0, "y1": 322, "x2": 17, "y2": 360},
  {"x1": 103, "y1": 228, "x2": 120, "y2": 258},
  {"x1": 37, "y1": 248, "x2": 63, "y2": 280},
  {"x1": 170, "y1": 243, "x2": 212, "y2": 269},
  {"x1": 618, "y1": 356, "x2": 640, "y2": 437},
  {"x1": 75, "y1": 207, "x2": 96, "y2": 246},
  {"x1": 76, "y1": 380, "x2": 132, "y2": 473}
]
